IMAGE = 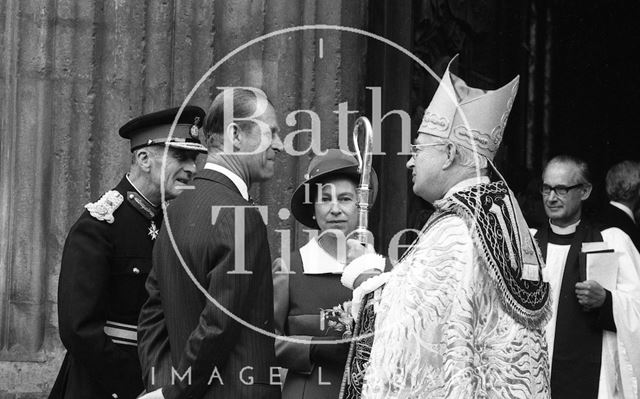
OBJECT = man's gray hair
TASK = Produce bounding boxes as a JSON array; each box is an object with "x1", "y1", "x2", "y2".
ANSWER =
[
  {"x1": 202, "y1": 88, "x2": 272, "y2": 150},
  {"x1": 544, "y1": 155, "x2": 592, "y2": 184},
  {"x1": 131, "y1": 145, "x2": 161, "y2": 165},
  {"x1": 431, "y1": 138, "x2": 489, "y2": 169},
  {"x1": 606, "y1": 160, "x2": 640, "y2": 202}
]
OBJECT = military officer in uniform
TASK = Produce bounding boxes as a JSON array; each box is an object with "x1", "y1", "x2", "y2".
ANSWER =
[{"x1": 49, "y1": 106, "x2": 208, "y2": 399}]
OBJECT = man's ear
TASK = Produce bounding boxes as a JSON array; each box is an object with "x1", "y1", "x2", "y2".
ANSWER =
[
  {"x1": 224, "y1": 123, "x2": 242, "y2": 153},
  {"x1": 441, "y1": 143, "x2": 456, "y2": 169},
  {"x1": 135, "y1": 148, "x2": 154, "y2": 172},
  {"x1": 580, "y1": 183, "x2": 593, "y2": 200}
]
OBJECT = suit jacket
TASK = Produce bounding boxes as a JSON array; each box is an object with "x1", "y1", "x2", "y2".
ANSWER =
[
  {"x1": 138, "y1": 169, "x2": 280, "y2": 399},
  {"x1": 598, "y1": 203, "x2": 640, "y2": 250},
  {"x1": 50, "y1": 176, "x2": 162, "y2": 399}
]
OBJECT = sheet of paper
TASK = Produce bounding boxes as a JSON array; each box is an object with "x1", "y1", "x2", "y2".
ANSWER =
[
  {"x1": 582, "y1": 241, "x2": 611, "y2": 253},
  {"x1": 586, "y1": 252, "x2": 620, "y2": 291}
]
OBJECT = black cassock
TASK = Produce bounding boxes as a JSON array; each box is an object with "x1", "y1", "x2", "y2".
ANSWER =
[{"x1": 535, "y1": 221, "x2": 616, "y2": 399}]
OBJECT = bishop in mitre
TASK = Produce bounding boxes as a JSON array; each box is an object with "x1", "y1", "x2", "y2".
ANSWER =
[{"x1": 339, "y1": 57, "x2": 552, "y2": 398}]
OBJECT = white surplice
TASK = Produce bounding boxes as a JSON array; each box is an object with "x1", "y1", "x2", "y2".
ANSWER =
[{"x1": 534, "y1": 222, "x2": 640, "y2": 399}]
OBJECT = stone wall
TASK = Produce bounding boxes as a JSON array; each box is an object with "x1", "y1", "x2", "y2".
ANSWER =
[{"x1": 0, "y1": 0, "x2": 368, "y2": 396}]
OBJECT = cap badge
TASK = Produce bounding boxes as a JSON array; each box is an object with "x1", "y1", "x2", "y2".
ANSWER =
[
  {"x1": 190, "y1": 117, "x2": 200, "y2": 138},
  {"x1": 85, "y1": 190, "x2": 123, "y2": 224}
]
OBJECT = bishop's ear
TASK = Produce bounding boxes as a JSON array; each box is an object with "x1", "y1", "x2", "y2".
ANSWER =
[{"x1": 441, "y1": 142, "x2": 456, "y2": 170}]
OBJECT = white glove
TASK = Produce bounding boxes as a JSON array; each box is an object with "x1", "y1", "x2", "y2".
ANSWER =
[
  {"x1": 138, "y1": 388, "x2": 164, "y2": 399},
  {"x1": 341, "y1": 239, "x2": 385, "y2": 289}
]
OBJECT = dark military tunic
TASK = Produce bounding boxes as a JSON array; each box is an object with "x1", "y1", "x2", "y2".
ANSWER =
[{"x1": 49, "y1": 175, "x2": 162, "y2": 399}]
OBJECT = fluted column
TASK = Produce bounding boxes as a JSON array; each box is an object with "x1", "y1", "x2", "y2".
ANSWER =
[{"x1": 0, "y1": 0, "x2": 368, "y2": 394}]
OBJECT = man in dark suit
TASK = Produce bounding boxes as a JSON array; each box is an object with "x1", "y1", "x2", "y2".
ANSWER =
[
  {"x1": 138, "y1": 88, "x2": 284, "y2": 399},
  {"x1": 599, "y1": 160, "x2": 640, "y2": 250},
  {"x1": 49, "y1": 106, "x2": 207, "y2": 399}
]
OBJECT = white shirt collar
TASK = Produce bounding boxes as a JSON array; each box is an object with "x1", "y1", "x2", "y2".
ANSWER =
[
  {"x1": 549, "y1": 219, "x2": 581, "y2": 235},
  {"x1": 125, "y1": 174, "x2": 158, "y2": 207},
  {"x1": 204, "y1": 163, "x2": 249, "y2": 201},
  {"x1": 443, "y1": 175, "x2": 491, "y2": 198},
  {"x1": 299, "y1": 237, "x2": 345, "y2": 274},
  {"x1": 610, "y1": 201, "x2": 635, "y2": 222}
]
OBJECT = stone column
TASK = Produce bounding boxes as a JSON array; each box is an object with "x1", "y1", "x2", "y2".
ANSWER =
[{"x1": 0, "y1": 0, "x2": 368, "y2": 395}]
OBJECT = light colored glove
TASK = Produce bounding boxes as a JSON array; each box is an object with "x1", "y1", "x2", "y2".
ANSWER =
[
  {"x1": 341, "y1": 239, "x2": 385, "y2": 290},
  {"x1": 138, "y1": 388, "x2": 164, "y2": 399},
  {"x1": 346, "y1": 238, "x2": 374, "y2": 263}
]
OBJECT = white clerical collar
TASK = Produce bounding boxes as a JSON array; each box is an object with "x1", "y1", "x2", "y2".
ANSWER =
[
  {"x1": 204, "y1": 163, "x2": 249, "y2": 201},
  {"x1": 125, "y1": 174, "x2": 158, "y2": 207},
  {"x1": 549, "y1": 219, "x2": 581, "y2": 235},
  {"x1": 610, "y1": 201, "x2": 635, "y2": 222},
  {"x1": 299, "y1": 237, "x2": 345, "y2": 274},
  {"x1": 443, "y1": 175, "x2": 491, "y2": 198}
]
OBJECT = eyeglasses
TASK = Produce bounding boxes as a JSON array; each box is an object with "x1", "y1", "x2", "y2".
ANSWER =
[
  {"x1": 409, "y1": 143, "x2": 446, "y2": 159},
  {"x1": 540, "y1": 183, "x2": 583, "y2": 196}
]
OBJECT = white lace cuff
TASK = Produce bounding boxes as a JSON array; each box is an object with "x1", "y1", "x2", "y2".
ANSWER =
[{"x1": 340, "y1": 253, "x2": 386, "y2": 290}]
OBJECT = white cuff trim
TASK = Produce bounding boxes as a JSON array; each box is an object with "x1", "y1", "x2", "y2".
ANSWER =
[
  {"x1": 351, "y1": 272, "x2": 391, "y2": 321},
  {"x1": 340, "y1": 253, "x2": 386, "y2": 290}
]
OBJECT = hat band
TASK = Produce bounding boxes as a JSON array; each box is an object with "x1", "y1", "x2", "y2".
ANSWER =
[{"x1": 129, "y1": 124, "x2": 200, "y2": 151}]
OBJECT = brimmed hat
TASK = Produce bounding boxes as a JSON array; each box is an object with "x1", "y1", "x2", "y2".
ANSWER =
[
  {"x1": 119, "y1": 105, "x2": 208, "y2": 153},
  {"x1": 291, "y1": 149, "x2": 378, "y2": 229}
]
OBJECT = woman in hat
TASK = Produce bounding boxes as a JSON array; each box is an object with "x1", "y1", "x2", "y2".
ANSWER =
[{"x1": 272, "y1": 149, "x2": 378, "y2": 399}]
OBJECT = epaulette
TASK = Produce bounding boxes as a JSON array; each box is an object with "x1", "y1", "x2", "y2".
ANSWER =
[{"x1": 84, "y1": 190, "x2": 124, "y2": 224}]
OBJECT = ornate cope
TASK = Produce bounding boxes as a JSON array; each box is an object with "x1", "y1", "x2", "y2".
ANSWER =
[{"x1": 435, "y1": 180, "x2": 550, "y2": 328}]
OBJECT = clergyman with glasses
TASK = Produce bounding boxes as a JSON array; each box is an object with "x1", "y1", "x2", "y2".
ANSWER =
[
  {"x1": 532, "y1": 154, "x2": 640, "y2": 398},
  {"x1": 339, "y1": 57, "x2": 551, "y2": 398}
]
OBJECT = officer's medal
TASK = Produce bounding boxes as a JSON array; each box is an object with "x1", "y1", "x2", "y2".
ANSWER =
[{"x1": 148, "y1": 221, "x2": 159, "y2": 240}]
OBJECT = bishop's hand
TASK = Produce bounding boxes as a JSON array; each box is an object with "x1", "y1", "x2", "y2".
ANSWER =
[
  {"x1": 346, "y1": 238, "x2": 374, "y2": 263},
  {"x1": 341, "y1": 239, "x2": 384, "y2": 290}
]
